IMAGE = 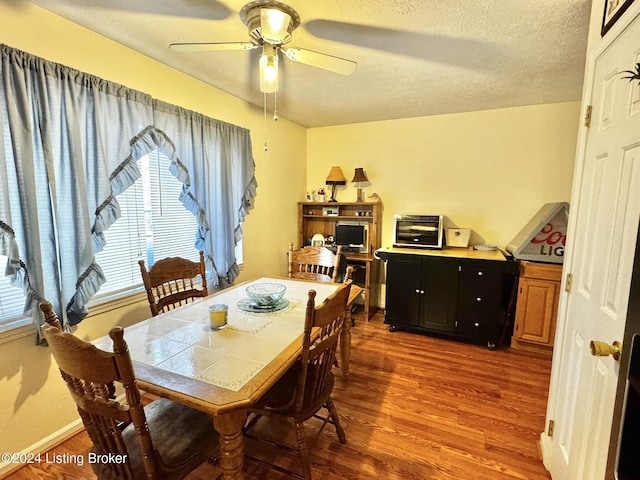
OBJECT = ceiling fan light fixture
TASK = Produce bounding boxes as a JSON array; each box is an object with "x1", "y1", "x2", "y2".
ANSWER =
[
  {"x1": 259, "y1": 45, "x2": 279, "y2": 93},
  {"x1": 260, "y1": 7, "x2": 291, "y2": 44},
  {"x1": 241, "y1": 1, "x2": 299, "y2": 45}
]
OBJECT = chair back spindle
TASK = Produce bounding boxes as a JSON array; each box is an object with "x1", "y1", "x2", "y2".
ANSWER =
[
  {"x1": 138, "y1": 251, "x2": 208, "y2": 316},
  {"x1": 288, "y1": 243, "x2": 343, "y2": 283}
]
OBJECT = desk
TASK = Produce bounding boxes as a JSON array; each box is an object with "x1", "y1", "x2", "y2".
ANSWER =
[
  {"x1": 93, "y1": 277, "x2": 352, "y2": 480},
  {"x1": 343, "y1": 252, "x2": 378, "y2": 321},
  {"x1": 297, "y1": 201, "x2": 383, "y2": 322}
]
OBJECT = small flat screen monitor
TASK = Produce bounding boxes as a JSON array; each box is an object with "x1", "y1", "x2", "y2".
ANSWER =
[{"x1": 335, "y1": 224, "x2": 368, "y2": 252}]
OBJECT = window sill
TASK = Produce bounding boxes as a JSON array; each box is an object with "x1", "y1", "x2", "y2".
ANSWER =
[
  {"x1": 0, "y1": 320, "x2": 35, "y2": 345},
  {"x1": 0, "y1": 289, "x2": 148, "y2": 345},
  {"x1": 86, "y1": 287, "x2": 148, "y2": 318},
  {"x1": 0, "y1": 270, "x2": 238, "y2": 344}
]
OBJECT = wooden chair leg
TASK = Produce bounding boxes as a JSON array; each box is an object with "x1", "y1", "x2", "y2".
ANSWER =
[
  {"x1": 326, "y1": 399, "x2": 346, "y2": 444},
  {"x1": 294, "y1": 421, "x2": 313, "y2": 480}
]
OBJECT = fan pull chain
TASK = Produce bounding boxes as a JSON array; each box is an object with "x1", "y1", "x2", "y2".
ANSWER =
[
  {"x1": 273, "y1": 89, "x2": 279, "y2": 121},
  {"x1": 263, "y1": 90, "x2": 268, "y2": 152}
]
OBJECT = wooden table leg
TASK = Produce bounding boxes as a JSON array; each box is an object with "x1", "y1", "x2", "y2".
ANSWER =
[{"x1": 214, "y1": 409, "x2": 247, "y2": 480}]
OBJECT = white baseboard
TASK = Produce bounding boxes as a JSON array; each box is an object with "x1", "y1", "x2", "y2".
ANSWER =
[{"x1": 0, "y1": 418, "x2": 84, "y2": 478}]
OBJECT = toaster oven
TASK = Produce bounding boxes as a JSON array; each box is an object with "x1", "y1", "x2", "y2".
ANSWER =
[{"x1": 393, "y1": 214, "x2": 444, "y2": 249}]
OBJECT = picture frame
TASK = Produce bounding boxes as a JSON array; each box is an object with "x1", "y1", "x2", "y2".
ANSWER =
[
  {"x1": 311, "y1": 233, "x2": 325, "y2": 247},
  {"x1": 602, "y1": 0, "x2": 635, "y2": 35}
]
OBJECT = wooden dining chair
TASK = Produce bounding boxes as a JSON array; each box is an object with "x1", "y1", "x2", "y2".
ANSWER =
[
  {"x1": 288, "y1": 242, "x2": 343, "y2": 283},
  {"x1": 40, "y1": 302, "x2": 219, "y2": 480},
  {"x1": 138, "y1": 251, "x2": 208, "y2": 316},
  {"x1": 243, "y1": 281, "x2": 352, "y2": 480}
]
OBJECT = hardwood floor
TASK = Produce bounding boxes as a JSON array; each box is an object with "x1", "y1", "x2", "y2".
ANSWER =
[{"x1": 6, "y1": 310, "x2": 552, "y2": 480}]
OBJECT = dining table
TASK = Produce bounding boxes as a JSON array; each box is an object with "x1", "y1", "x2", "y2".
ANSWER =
[{"x1": 92, "y1": 276, "x2": 360, "y2": 480}]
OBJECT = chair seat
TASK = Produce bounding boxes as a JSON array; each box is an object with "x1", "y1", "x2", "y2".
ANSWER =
[
  {"x1": 252, "y1": 364, "x2": 334, "y2": 422},
  {"x1": 92, "y1": 398, "x2": 218, "y2": 480}
]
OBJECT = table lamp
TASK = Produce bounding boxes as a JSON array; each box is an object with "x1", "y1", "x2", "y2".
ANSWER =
[
  {"x1": 325, "y1": 166, "x2": 346, "y2": 202},
  {"x1": 351, "y1": 168, "x2": 370, "y2": 202}
]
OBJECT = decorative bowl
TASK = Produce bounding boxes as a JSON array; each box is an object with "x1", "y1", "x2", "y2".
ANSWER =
[{"x1": 246, "y1": 283, "x2": 286, "y2": 307}]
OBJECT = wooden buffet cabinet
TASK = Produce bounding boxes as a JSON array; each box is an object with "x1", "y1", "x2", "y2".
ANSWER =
[
  {"x1": 377, "y1": 247, "x2": 519, "y2": 349},
  {"x1": 512, "y1": 261, "x2": 562, "y2": 349},
  {"x1": 297, "y1": 201, "x2": 382, "y2": 320}
]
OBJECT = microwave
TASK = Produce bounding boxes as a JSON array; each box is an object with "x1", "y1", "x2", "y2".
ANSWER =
[{"x1": 393, "y1": 214, "x2": 444, "y2": 249}]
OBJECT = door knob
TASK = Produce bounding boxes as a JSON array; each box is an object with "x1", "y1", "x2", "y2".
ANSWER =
[{"x1": 589, "y1": 340, "x2": 622, "y2": 361}]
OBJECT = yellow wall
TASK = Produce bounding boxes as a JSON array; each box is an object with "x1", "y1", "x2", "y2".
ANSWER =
[
  {"x1": 307, "y1": 102, "x2": 580, "y2": 251},
  {"x1": 0, "y1": 1, "x2": 582, "y2": 466},
  {"x1": 0, "y1": 1, "x2": 306, "y2": 461}
]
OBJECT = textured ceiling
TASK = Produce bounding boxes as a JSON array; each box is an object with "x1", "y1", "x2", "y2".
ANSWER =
[{"x1": 25, "y1": 0, "x2": 591, "y2": 128}]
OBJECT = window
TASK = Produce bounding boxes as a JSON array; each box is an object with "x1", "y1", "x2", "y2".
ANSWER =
[
  {"x1": 1, "y1": 148, "x2": 245, "y2": 327},
  {"x1": 1, "y1": 149, "x2": 207, "y2": 326},
  {"x1": 93, "y1": 149, "x2": 202, "y2": 299},
  {"x1": 0, "y1": 255, "x2": 29, "y2": 330}
]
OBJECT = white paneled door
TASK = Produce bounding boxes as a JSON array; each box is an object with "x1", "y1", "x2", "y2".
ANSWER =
[{"x1": 543, "y1": 5, "x2": 640, "y2": 480}]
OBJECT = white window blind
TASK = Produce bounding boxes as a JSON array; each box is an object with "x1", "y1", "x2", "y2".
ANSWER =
[
  {"x1": 0, "y1": 256, "x2": 28, "y2": 328},
  {"x1": 146, "y1": 151, "x2": 200, "y2": 264},
  {"x1": 94, "y1": 149, "x2": 200, "y2": 298},
  {"x1": 0, "y1": 111, "x2": 28, "y2": 327},
  {"x1": 94, "y1": 176, "x2": 147, "y2": 295}
]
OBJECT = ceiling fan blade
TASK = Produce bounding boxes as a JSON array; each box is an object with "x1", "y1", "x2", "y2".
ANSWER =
[
  {"x1": 169, "y1": 42, "x2": 258, "y2": 52},
  {"x1": 282, "y1": 47, "x2": 357, "y2": 75},
  {"x1": 30, "y1": 0, "x2": 232, "y2": 20},
  {"x1": 304, "y1": 20, "x2": 499, "y2": 71}
]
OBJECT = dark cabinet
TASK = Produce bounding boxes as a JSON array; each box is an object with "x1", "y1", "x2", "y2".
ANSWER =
[
  {"x1": 386, "y1": 254, "x2": 458, "y2": 333},
  {"x1": 380, "y1": 248, "x2": 517, "y2": 348},
  {"x1": 455, "y1": 260, "x2": 505, "y2": 343},
  {"x1": 385, "y1": 254, "x2": 421, "y2": 328}
]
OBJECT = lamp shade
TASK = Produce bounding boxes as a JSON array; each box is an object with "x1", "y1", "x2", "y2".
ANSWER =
[
  {"x1": 259, "y1": 45, "x2": 279, "y2": 93},
  {"x1": 325, "y1": 166, "x2": 347, "y2": 185},
  {"x1": 352, "y1": 168, "x2": 369, "y2": 183},
  {"x1": 260, "y1": 7, "x2": 291, "y2": 44}
]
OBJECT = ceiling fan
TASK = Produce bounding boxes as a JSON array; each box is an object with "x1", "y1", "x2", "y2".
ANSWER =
[{"x1": 169, "y1": 0, "x2": 358, "y2": 93}]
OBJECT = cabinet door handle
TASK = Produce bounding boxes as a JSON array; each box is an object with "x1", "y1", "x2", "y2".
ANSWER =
[
  {"x1": 420, "y1": 290, "x2": 425, "y2": 294},
  {"x1": 476, "y1": 297, "x2": 482, "y2": 302},
  {"x1": 477, "y1": 271, "x2": 483, "y2": 276},
  {"x1": 474, "y1": 322, "x2": 480, "y2": 327}
]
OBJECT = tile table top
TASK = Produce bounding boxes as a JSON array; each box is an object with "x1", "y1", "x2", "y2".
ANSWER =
[{"x1": 93, "y1": 277, "x2": 340, "y2": 392}]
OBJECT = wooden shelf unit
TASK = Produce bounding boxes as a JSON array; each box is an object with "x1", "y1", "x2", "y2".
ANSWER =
[{"x1": 297, "y1": 201, "x2": 382, "y2": 320}]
